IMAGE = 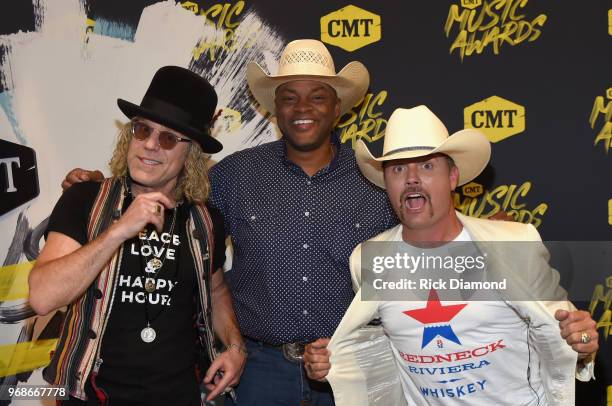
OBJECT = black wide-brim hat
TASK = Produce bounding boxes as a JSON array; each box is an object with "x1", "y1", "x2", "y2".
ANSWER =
[{"x1": 117, "y1": 66, "x2": 223, "y2": 153}]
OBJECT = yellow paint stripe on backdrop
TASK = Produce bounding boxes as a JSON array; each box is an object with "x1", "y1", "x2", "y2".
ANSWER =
[
  {"x1": 0, "y1": 261, "x2": 34, "y2": 301},
  {"x1": 0, "y1": 339, "x2": 57, "y2": 377}
]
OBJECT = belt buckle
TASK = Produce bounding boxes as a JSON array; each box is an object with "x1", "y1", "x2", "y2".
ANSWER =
[{"x1": 282, "y1": 342, "x2": 305, "y2": 363}]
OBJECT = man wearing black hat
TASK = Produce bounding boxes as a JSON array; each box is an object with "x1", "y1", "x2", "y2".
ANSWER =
[{"x1": 28, "y1": 66, "x2": 246, "y2": 405}]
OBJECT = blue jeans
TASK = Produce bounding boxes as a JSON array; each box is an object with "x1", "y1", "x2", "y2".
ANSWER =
[{"x1": 226, "y1": 338, "x2": 335, "y2": 405}]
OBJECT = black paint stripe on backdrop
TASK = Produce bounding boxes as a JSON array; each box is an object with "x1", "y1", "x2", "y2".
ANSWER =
[
  {"x1": 0, "y1": 2, "x2": 35, "y2": 35},
  {"x1": 0, "y1": 45, "x2": 8, "y2": 94}
]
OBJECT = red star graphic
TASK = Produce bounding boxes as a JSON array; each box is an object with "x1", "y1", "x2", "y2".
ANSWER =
[{"x1": 403, "y1": 289, "x2": 467, "y2": 324}]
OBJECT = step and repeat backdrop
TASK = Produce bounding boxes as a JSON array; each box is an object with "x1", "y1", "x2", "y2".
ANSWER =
[{"x1": 0, "y1": 0, "x2": 610, "y2": 404}]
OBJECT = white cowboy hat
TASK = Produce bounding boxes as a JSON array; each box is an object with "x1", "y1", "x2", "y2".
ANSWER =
[
  {"x1": 356, "y1": 106, "x2": 491, "y2": 188},
  {"x1": 246, "y1": 39, "x2": 369, "y2": 116}
]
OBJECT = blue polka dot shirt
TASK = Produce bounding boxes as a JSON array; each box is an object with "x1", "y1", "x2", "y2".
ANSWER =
[{"x1": 209, "y1": 136, "x2": 398, "y2": 344}]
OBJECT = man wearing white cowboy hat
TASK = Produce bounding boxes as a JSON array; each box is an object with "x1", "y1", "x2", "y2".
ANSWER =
[{"x1": 302, "y1": 106, "x2": 598, "y2": 405}]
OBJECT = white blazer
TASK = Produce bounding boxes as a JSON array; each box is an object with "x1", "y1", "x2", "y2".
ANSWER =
[{"x1": 327, "y1": 212, "x2": 594, "y2": 406}]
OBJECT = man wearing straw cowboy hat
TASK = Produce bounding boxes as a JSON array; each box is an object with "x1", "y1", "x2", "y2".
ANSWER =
[
  {"x1": 303, "y1": 106, "x2": 598, "y2": 405},
  {"x1": 206, "y1": 39, "x2": 397, "y2": 404}
]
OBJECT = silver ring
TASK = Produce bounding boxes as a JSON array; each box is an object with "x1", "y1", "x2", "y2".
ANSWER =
[{"x1": 154, "y1": 204, "x2": 162, "y2": 215}]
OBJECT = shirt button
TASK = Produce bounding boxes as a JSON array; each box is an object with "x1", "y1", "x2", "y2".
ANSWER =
[
  {"x1": 88, "y1": 329, "x2": 97, "y2": 340},
  {"x1": 355, "y1": 223, "x2": 360, "y2": 228},
  {"x1": 303, "y1": 243, "x2": 309, "y2": 249},
  {"x1": 250, "y1": 215, "x2": 256, "y2": 221},
  {"x1": 306, "y1": 180, "x2": 312, "y2": 185},
  {"x1": 93, "y1": 289, "x2": 103, "y2": 299},
  {"x1": 303, "y1": 309, "x2": 308, "y2": 315},
  {"x1": 302, "y1": 276, "x2": 308, "y2": 282},
  {"x1": 304, "y1": 211, "x2": 310, "y2": 217}
]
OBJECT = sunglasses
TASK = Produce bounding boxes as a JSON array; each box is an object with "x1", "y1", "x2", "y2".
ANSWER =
[{"x1": 131, "y1": 121, "x2": 192, "y2": 150}]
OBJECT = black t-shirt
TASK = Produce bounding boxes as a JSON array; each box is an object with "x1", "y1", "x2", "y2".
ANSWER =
[{"x1": 47, "y1": 181, "x2": 225, "y2": 405}]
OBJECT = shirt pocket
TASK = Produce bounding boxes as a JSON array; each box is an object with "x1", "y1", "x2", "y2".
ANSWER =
[
  {"x1": 327, "y1": 214, "x2": 384, "y2": 266},
  {"x1": 229, "y1": 204, "x2": 279, "y2": 256}
]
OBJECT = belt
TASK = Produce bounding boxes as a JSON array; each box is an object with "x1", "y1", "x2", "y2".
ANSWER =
[{"x1": 247, "y1": 338, "x2": 306, "y2": 363}]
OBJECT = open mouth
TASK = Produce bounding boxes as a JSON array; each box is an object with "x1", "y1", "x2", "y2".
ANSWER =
[{"x1": 403, "y1": 193, "x2": 427, "y2": 210}]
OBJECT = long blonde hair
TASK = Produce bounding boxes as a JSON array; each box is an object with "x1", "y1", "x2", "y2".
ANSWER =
[{"x1": 108, "y1": 122, "x2": 211, "y2": 204}]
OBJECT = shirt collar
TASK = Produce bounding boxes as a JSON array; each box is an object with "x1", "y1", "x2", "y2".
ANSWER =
[{"x1": 275, "y1": 132, "x2": 349, "y2": 176}]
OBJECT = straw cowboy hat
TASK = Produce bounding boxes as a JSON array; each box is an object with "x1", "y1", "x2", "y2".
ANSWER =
[
  {"x1": 246, "y1": 39, "x2": 369, "y2": 116},
  {"x1": 356, "y1": 106, "x2": 491, "y2": 188}
]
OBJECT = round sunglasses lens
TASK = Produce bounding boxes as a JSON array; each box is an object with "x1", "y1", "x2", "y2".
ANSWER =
[
  {"x1": 132, "y1": 123, "x2": 150, "y2": 140},
  {"x1": 159, "y1": 132, "x2": 178, "y2": 150}
]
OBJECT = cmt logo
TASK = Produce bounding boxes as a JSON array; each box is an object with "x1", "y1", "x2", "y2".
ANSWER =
[
  {"x1": 320, "y1": 5, "x2": 381, "y2": 52},
  {"x1": 454, "y1": 181, "x2": 548, "y2": 228},
  {"x1": 464, "y1": 96, "x2": 525, "y2": 143},
  {"x1": 462, "y1": 182, "x2": 483, "y2": 198},
  {"x1": 0, "y1": 139, "x2": 39, "y2": 216}
]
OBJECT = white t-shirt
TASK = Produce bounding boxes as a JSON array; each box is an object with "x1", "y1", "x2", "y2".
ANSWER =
[{"x1": 378, "y1": 228, "x2": 547, "y2": 405}]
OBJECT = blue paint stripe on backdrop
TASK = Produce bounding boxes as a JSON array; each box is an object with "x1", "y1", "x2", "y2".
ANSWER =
[
  {"x1": 93, "y1": 18, "x2": 136, "y2": 42},
  {"x1": 0, "y1": 91, "x2": 26, "y2": 145}
]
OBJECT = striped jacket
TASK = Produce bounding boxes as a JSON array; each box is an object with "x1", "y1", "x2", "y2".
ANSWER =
[{"x1": 43, "y1": 178, "x2": 218, "y2": 400}]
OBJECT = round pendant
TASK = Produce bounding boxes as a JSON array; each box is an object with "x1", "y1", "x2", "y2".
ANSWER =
[
  {"x1": 147, "y1": 257, "x2": 163, "y2": 271},
  {"x1": 141, "y1": 326, "x2": 156, "y2": 343},
  {"x1": 145, "y1": 279, "x2": 156, "y2": 293}
]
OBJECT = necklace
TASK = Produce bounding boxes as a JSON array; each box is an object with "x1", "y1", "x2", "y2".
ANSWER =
[
  {"x1": 139, "y1": 210, "x2": 177, "y2": 293},
  {"x1": 141, "y1": 324, "x2": 156, "y2": 343},
  {"x1": 123, "y1": 178, "x2": 182, "y2": 343},
  {"x1": 124, "y1": 176, "x2": 177, "y2": 292},
  {"x1": 137, "y1": 208, "x2": 182, "y2": 344}
]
